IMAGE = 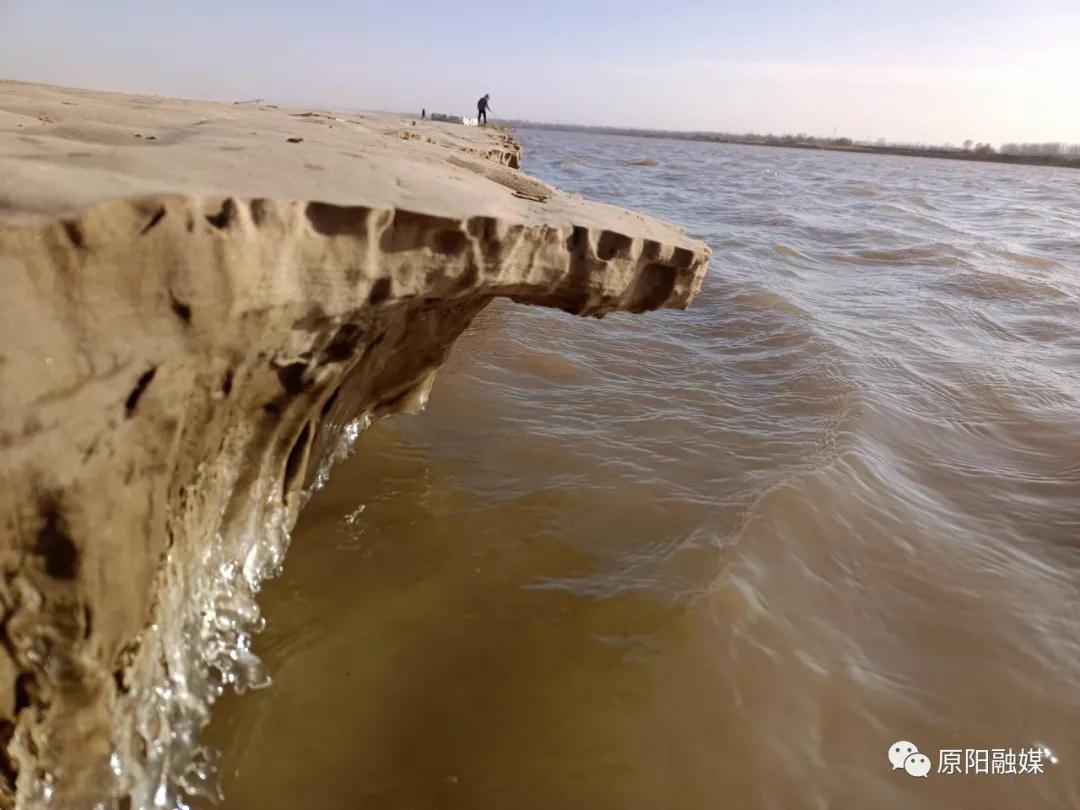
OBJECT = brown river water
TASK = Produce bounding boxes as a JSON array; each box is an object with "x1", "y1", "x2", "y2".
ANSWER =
[{"x1": 201, "y1": 130, "x2": 1080, "y2": 809}]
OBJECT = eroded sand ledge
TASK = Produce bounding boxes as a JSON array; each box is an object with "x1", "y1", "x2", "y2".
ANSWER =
[{"x1": 0, "y1": 81, "x2": 709, "y2": 808}]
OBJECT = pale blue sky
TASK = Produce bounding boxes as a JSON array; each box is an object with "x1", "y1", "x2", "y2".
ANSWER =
[{"x1": 1, "y1": 0, "x2": 1077, "y2": 144}]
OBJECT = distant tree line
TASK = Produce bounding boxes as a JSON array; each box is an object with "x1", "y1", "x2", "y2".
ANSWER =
[
  {"x1": 998, "y1": 142, "x2": 1080, "y2": 157},
  {"x1": 681, "y1": 132, "x2": 866, "y2": 150}
]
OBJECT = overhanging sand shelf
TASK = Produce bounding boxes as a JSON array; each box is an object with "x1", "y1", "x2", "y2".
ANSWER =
[{"x1": 0, "y1": 81, "x2": 709, "y2": 809}]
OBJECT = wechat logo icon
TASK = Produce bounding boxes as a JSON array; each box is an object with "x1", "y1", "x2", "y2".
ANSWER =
[{"x1": 889, "y1": 741, "x2": 930, "y2": 778}]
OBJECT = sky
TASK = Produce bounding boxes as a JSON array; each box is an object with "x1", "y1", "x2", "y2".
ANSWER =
[{"x1": 1, "y1": 0, "x2": 1078, "y2": 146}]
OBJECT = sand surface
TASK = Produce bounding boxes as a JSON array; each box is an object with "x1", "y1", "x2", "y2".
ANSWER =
[{"x1": 0, "y1": 80, "x2": 696, "y2": 249}]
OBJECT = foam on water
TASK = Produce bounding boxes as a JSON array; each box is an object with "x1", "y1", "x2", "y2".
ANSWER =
[{"x1": 312, "y1": 415, "x2": 372, "y2": 494}]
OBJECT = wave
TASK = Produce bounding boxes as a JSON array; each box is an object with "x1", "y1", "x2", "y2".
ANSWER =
[
  {"x1": 906, "y1": 194, "x2": 939, "y2": 211},
  {"x1": 772, "y1": 243, "x2": 815, "y2": 262},
  {"x1": 933, "y1": 270, "x2": 1068, "y2": 302},
  {"x1": 828, "y1": 244, "x2": 974, "y2": 268},
  {"x1": 731, "y1": 288, "x2": 810, "y2": 316},
  {"x1": 996, "y1": 249, "x2": 1061, "y2": 269}
]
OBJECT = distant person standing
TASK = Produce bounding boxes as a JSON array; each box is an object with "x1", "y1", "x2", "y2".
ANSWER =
[
  {"x1": 421, "y1": 108, "x2": 426, "y2": 119},
  {"x1": 477, "y1": 94, "x2": 491, "y2": 125}
]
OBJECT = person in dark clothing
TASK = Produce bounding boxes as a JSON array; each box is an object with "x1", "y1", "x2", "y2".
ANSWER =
[
  {"x1": 421, "y1": 108, "x2": 426, "y2": 119},
  {"x1": 477, "y1": 94, "x2": 491, "y2": 125}
]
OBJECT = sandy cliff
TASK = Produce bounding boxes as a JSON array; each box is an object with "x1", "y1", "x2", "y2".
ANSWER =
[{"x1": 0, "y1": 80, "x2": 708, "y2": 809}]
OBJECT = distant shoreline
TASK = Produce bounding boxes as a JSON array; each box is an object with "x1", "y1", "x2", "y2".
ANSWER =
[{"x1": 503, "y1": 121, "x2": 1080, "y2": 170}]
